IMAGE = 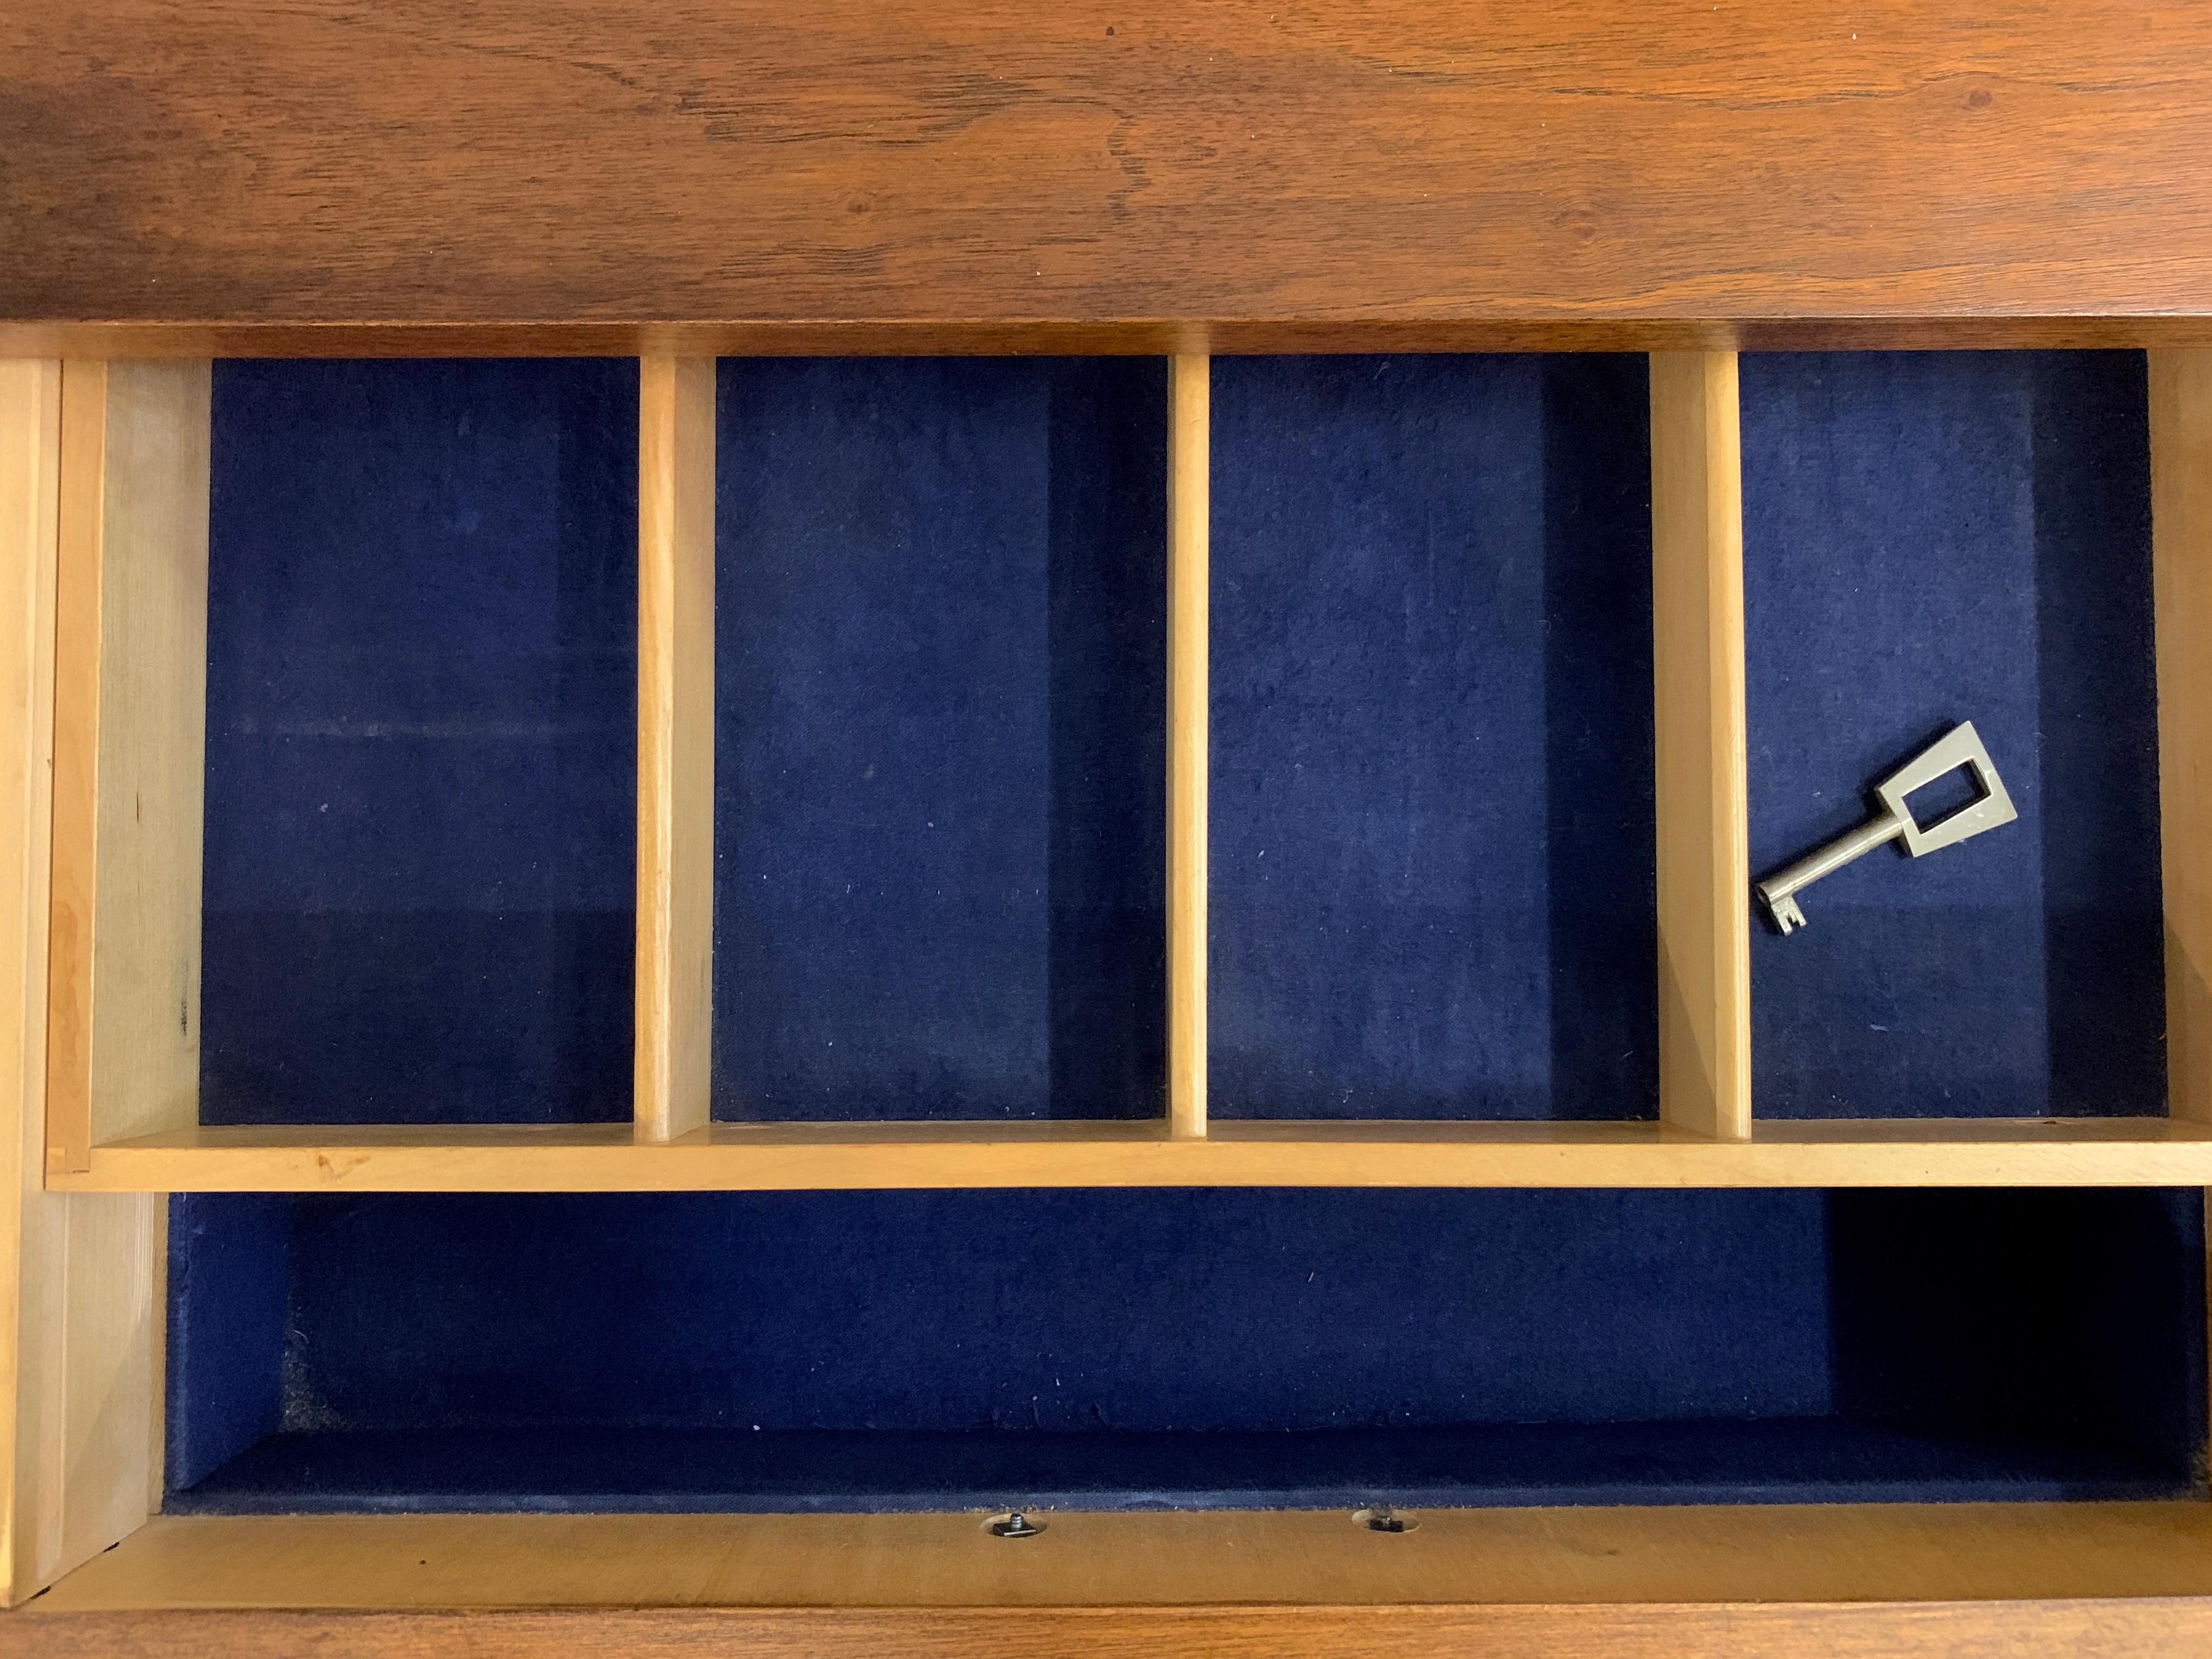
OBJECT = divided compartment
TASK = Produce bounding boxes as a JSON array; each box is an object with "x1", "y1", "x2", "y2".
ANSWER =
[
  {"x1": 1742, "y1": 353, "x2": 2166, "y2": 1119},
  {"x1": 31, "y1": 346, "x2": 2206, "y2": 1522},
  {"x1": 711, "y1": 359, "x2": 1167, "y2": 1121},
  {"x1": 46, "y1": 345, "x2": 2212, "y2": 1182},
  {"x1": 163, "y1": 1186, "x2": 2207, "y2": 1511},
  {"x1": 1209, "y1": 356, "x2": 1657, "y2": 1120},
  {"x1": 200, "y1": 360, "x2": 640, "y2": 1125}
]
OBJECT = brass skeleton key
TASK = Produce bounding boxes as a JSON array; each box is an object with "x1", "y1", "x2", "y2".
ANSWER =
[{"x1": 1756, "y1": 722, "x2": 2018, "y2": 936}]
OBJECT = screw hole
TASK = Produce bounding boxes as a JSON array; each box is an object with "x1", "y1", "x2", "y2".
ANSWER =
[{"x1": 1355, "y1": 1505, "x2": 1415, "y2": 1533}]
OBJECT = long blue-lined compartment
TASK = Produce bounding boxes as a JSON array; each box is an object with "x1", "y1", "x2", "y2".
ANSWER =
[
  {"x1": 202, "y1": 360, "x2": 639, "y2": 1126},
  {"x1": 165, "y1": 1187, "x2": 2205, "y2": 1511},
  {"x1": 1209, "y1": 356, "x2": 1656, "y2": 1120},
  {"x1": 1742, "y1": 353, "x2": 2165, "y2": 1118},
  {"x1": 711, "y1": 359, "x2": 1167, "y2": 1121}
]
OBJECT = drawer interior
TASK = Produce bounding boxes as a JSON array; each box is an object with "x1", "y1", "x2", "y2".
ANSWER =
[
  {"x1": 192, "y1": 351, "x2": 2172, "y2": 1137},
  {"x1": 140, "y1": 350, "x2": 2209, "y2": 1516},
  {"x1": 165, "y1": 1186, "x2": 2205, "y2": 1512}
]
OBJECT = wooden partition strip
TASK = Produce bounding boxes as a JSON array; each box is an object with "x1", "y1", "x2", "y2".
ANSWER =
[
  {"x1": 2152, "y1": 351, "x2": 2212, "y2": 1122},
  {"x1": 0, "y1": 358, "x2": 65, "y2": 1602},
  {"x1": 42, "y1": 369, "x2": 101, "y2": 1173},
  {"x1": 42, "y1": 1116, "x2": 2212, "y2": 1194},
  {"x1": 635, "y1": 357, "x2": 717, "y2": 1143},
  {"x1": 1649, "y1": 353, "x2": 1752, "y2": 1141},
  {"x1": 44, "y1": 362, "x2": 210, "y2": 1171},
  {"x1": 1, "y1": 359, "x2": 170, "y2": 1606},
  {"x1": 1167, "y1": 355, "x2": 1209, "y2": 1139}
]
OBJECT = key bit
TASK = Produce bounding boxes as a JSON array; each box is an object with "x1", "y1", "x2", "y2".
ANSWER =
[{"x1": 1755, "y1": 721, "x2": 2017, "y2": 936}]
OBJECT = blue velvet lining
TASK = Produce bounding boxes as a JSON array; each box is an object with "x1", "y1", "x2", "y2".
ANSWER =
[
  {"x1": 170, "y1": 1423, "x2": 2183, "y2": 1514},
  {"x1": 164, "y1": 1194, "x2": 288, "y2": 1492},
  {"x1": 201, "y1": 360, "x2": 637, "y2": 1124},
  {"x1": 175, "y1": 352, "x2": 2197, "y2": 1514},
  {"x1": 165, "y1": 1187, "x2": 2205, "y2": 1508},
  {"x1": 199, "y1": 352, "x2": 2168, "y2": 1127},
  {"x1": 1210, "y1": 356, "x2": 1656, "y2": 1119},
  {"x1": 1742, "y1": 353, "x2": 2163, "y2": 1117},
  {"x1": 712, "y1": 359, "x2": 1166, "y2": 1120}
]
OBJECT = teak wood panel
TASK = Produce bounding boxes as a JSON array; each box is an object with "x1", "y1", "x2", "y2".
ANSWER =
[
  {"x1": 9, "y1": 3, "x2": 2212, "y2": 353},
  {"x1": 16, "y1": 1508, "x2": 2212, "y2": 1655},
  {"x1": 30, "y1": 1504, "x2": 2212, "y2": 1610},
  {"x1": 15, "y1": 1602, "x2": 2212, "y2": 1659}
]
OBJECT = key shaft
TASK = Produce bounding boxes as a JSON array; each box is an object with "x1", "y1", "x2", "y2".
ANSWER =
[{"x1": 1758, "y1": 806, "x2": 1906, "y2": 914}]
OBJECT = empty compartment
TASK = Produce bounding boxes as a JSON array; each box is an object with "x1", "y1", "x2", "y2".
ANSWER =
[
  {"x1": 1742, "y1": 352, "x2": 2164, "y2": 1118},
  {"x1": 712, "y1": 360, "x2": 1166, "y2": 1121},
  {"x1": 201, "y1": 360, "x2": 637, "y2": 1125},
  {"x1": 163, "y1": 1187, "x2": 2205, "y2": 1511},
  {"x1": 1210, "y1": 356, "x2": 1656, "y2": 1119}
]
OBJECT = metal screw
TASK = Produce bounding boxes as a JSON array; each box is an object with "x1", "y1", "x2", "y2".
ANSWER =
[
  {"x1": 988, "y1": 1509, "x2": 1045, "y2": 1538},
  {"x1": 1358, "y1": 1505, "x2": 1410, "y2": 1533}
]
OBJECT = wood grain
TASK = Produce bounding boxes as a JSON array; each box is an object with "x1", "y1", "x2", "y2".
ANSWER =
[
  {"x1": 0, "y1": 361, "x2": 162, "y2": 1608},
  {"x1": 44, "y1": 362, "x2": 210, "y2": 1170},
  {"x1": 35, "y1": 1503, "x2": 2212, "y2": 1611},
  {"x1": 38, "y1": 1115, "x2": 2212, "y2": 1194},
  {"x1": 2153, "y1": 352, "x2": 2212, "y2": 1122},
  {"x1": 15, "y1": 320, "x2": 2212, "y2": 360},
  {"x1": 0, "y1": 358, "x2": 64, "y2": 1606},
  {"x1": 1649, "y1": 353, "x2": 1750, "y2": 1141},
  {"x1": 43, "y1": 369, "x2": 106, "y2": 1176},
  {"x1": 1167, "y1": 354, "x2": 1207, "y2": 1139},
  {"x1": 8, "y1": 4, "x2": 2212, "y2": 346},
  {"x1": 635, "y1": 357, "x2": 716, "y2": 1142},
  {"x1": 11, "y1": 1599, "x2": 2212, "y2": 1658}
]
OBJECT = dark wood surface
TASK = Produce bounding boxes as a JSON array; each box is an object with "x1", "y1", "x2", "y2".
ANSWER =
[
  {"x1": 14, "y1": 1601, "x2": 2212, "y2": 1658},
  {"x1": 7, "y1": 2, "x2": 2212, "y2": 352}
]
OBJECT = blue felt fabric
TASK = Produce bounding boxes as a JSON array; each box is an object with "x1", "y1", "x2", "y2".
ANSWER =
[
  {"x1": 202, "y1": 360, "x2": 637, "y2": 1124},
  {"x1": 170, "y1": 1421, "x2": 2184, "y2": 1514},
  {"x1": 164, "y1": 1195, "x2": 289, "y2": 1492},
  {"x1": 1742, "y1": 352, "x2": 2163, "y2": 1116},
  {"x1": 713, "y1": 358, "x2": 1166, "y2": 1120},
  {"x1": 176, "y1": 352, "x2": 2198, "y2": 1514},
  {"x1": 165, "y1": 1186, "x2": 2204, "y2": 1508},
  {"x1": 1210, "y1": 356, "x2": 1656, "y2": 1119}
]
